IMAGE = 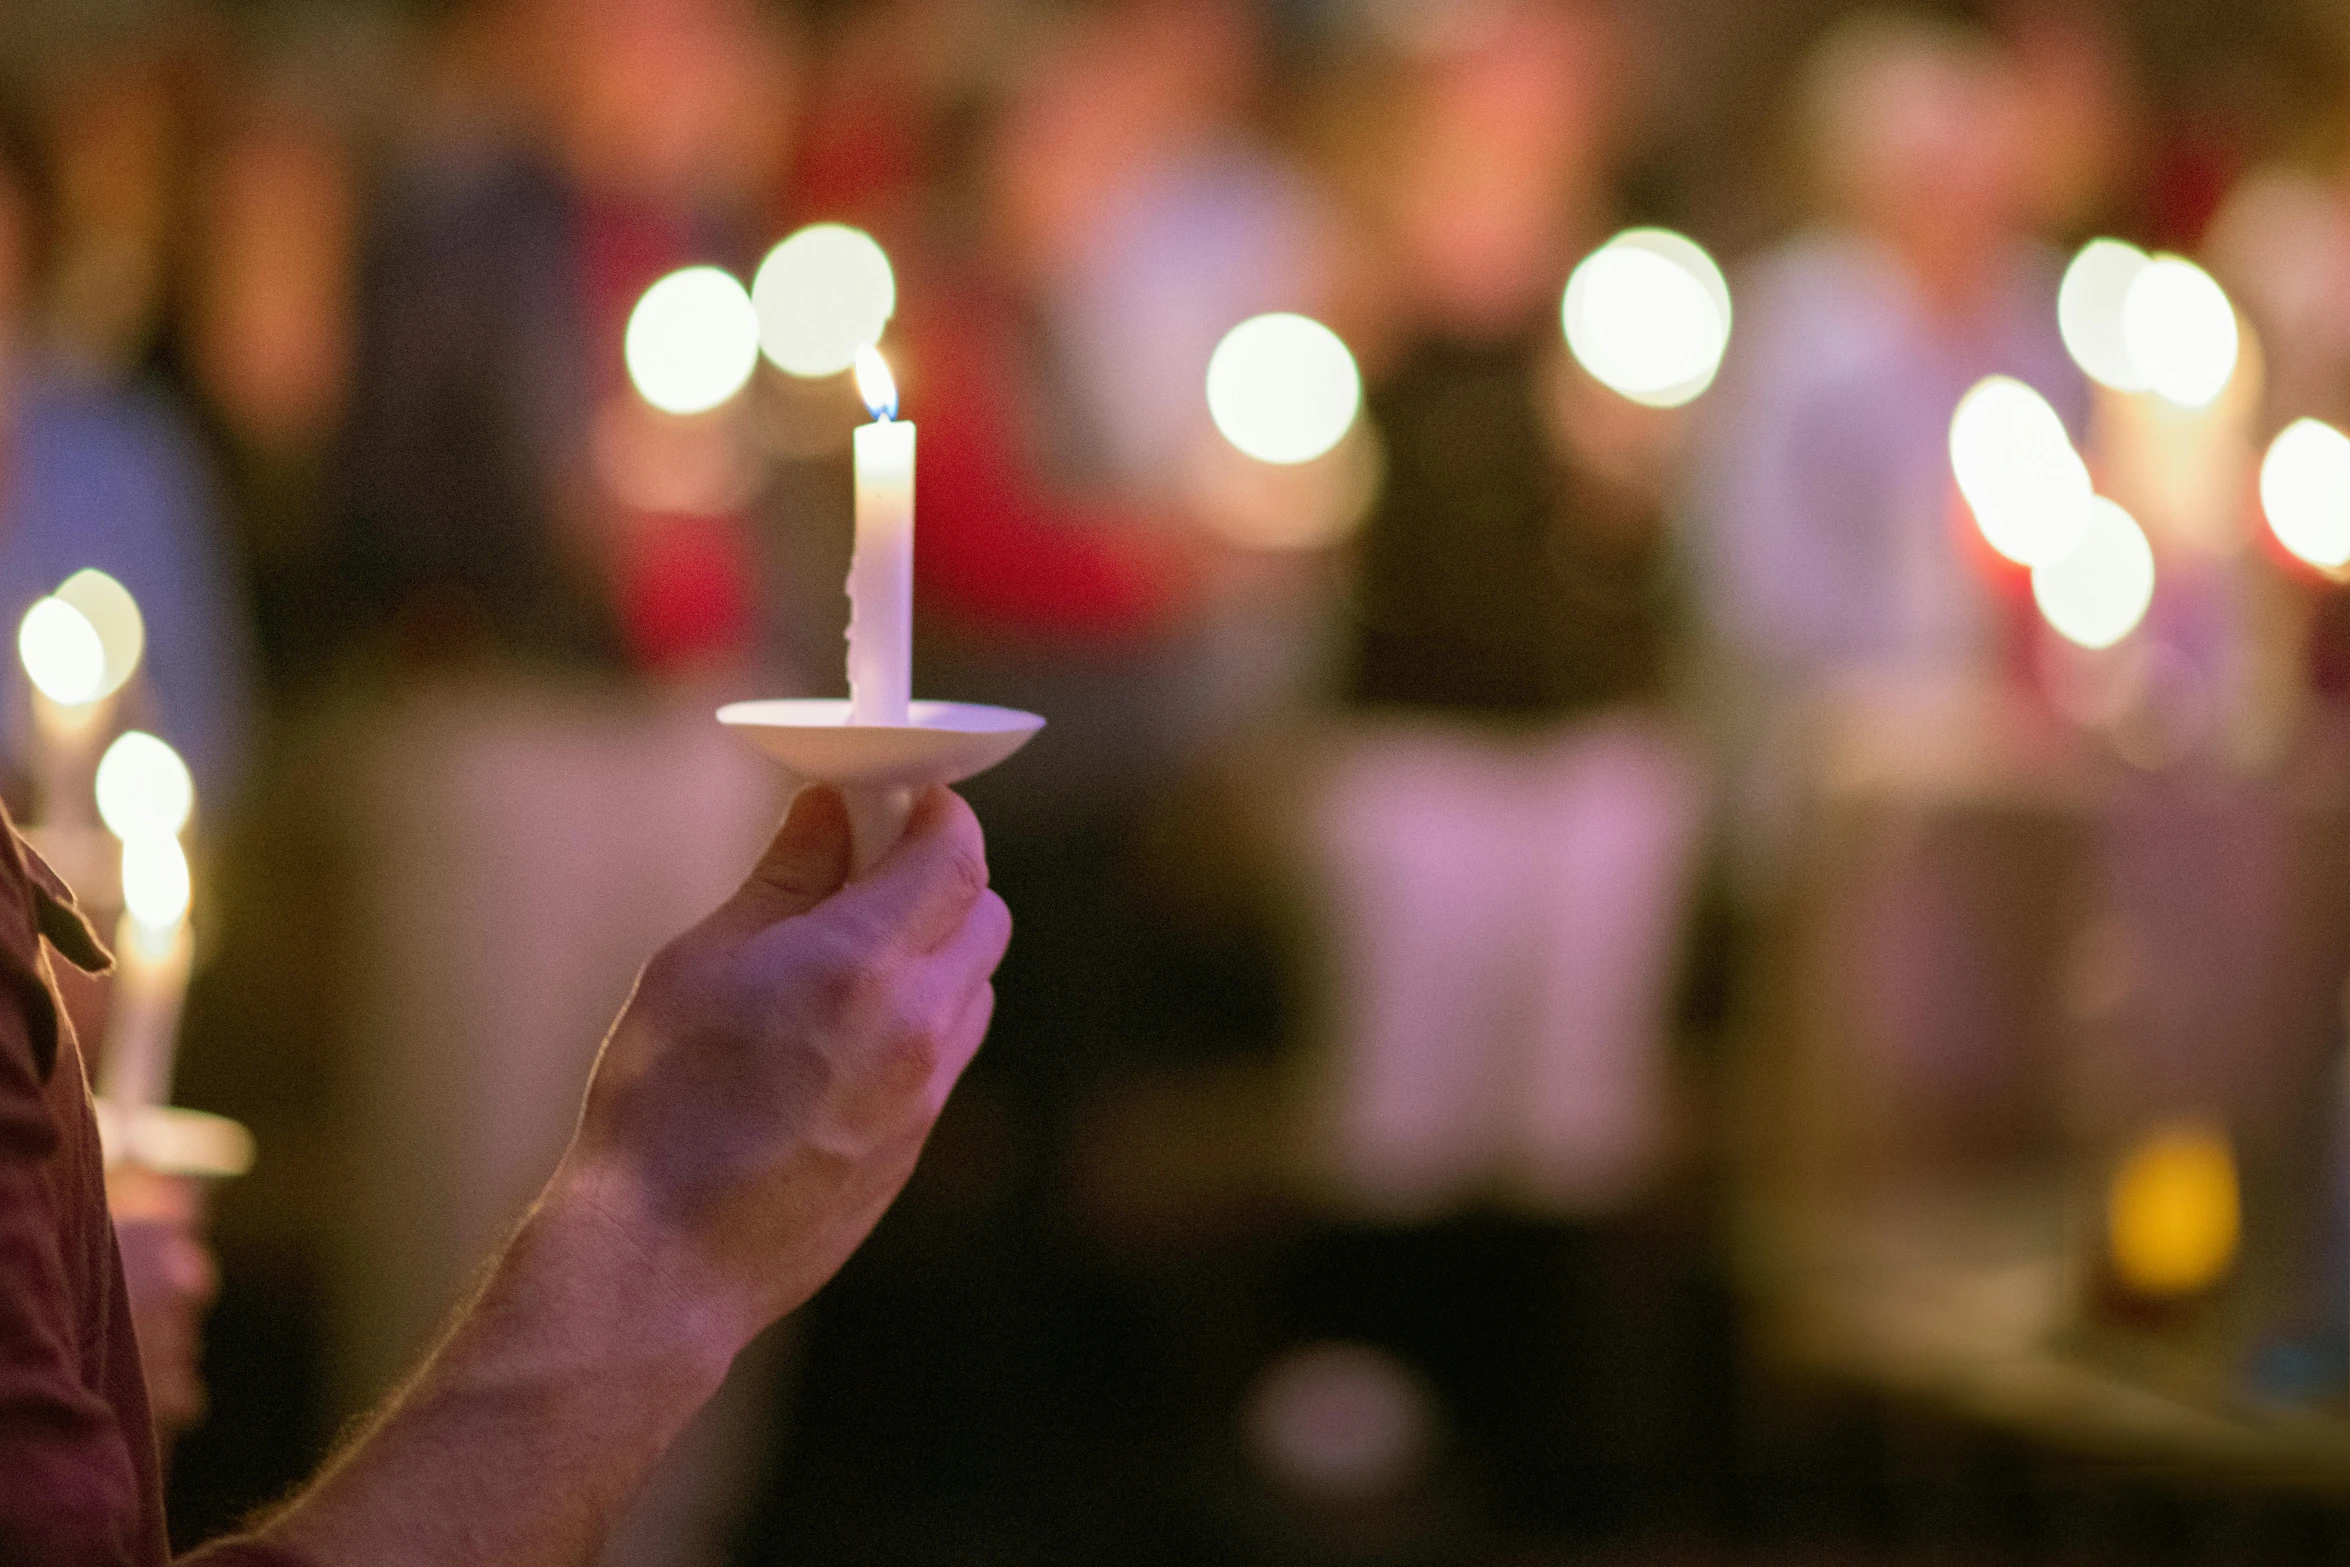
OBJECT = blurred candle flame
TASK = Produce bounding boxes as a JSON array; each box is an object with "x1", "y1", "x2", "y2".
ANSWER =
[
  {"x1": 96, "y1": 731, "x2": 194, "y2": 842},
  {"x1": 2032, "y1": 496, "x2": 2155, "y2": 650},
  {"x1": 120, "y1": 831, "x2": 191, "y2": 938},
  {"x1": 2259, "y1": 418, "x2": 2350, "y2": 570},
  {"x1": 1949, "y1": 376, "x2": 2094, "y2": 566},
  {"x1": 55, "y1": 570, "x2": 143, "y2": 700},
  {"x1": 2120, "y1": 256, "x2": 2238, "y2": 409},
  {"x1": 2058, "y1": 239, "x2": 2152, "y2": 392},
  {"x1": 1562, "y1": 228, "x2": 1731, "y2": 407},
  {"x1": 1206, "y1": 313, "x2": 1362, "y2": 465},
  {"x1": 624, "y1": 266, "x2": 760, "y2": 416},
  {"x1": 18, "y1": 597, "x2": 105, "y2": 706}
]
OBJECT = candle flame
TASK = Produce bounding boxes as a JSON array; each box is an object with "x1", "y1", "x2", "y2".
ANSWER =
[
  {"x1": 1562, "y1": 228, "x2": 1732, "y2": 408},
  {"x1": 18, "y1": 597, "x2": 104, "y2": 705},
  {"x1": 855, "y1": 345, "x2": 899, "y2": 421},
  {"x1": 120, "y1": 831, "x2": 191, "y2": 935},
  {"x1": 97, "y1": 731, "x2": 195, "y2": 841},
  {"x1": 57, "y1": 570, "x2": 144, "y2": 699}
]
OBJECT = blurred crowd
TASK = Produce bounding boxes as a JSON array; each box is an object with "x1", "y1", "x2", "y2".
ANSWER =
[{"x1": 12, "y1": 0, "x2": 2350, "y2": 1561}]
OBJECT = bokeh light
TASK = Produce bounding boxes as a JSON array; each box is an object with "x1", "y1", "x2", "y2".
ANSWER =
[
  {"x1": 754, "y1": 223, "x2": 897, "y2": 379},
  {"x1": 96, "y1": 731, "x2": 194, "y2": 842},
  {"x1": 2032, "y1": 496, "x2": 2155, "y2": 650},
  {"x1": 1206, "y1": 313, "x2": 1362, "y2": 465},
  {"x1": 18, "y1": 597, "x2": 105, "y2": 706},
  {"x1": 2108, "y1": 1123, "x2": 2239, "y2": 1297},
  {"x1": 2259, "y1": 417, "x2": 2350, "y2": 570},
  {"x1": 2057, "y1": 238, "x2": 2151, "y2": 392},
  {"x1": 623, "y1": 266, "x2": 760, "y2": 415},
  {"x1": 2120, "y1": 255, "x2": 2238, "y2": 409},
  {"x1": 55, "y1": 569, "x2": 143, "y2": 700},
  {"x1": 120, "y1": 830, "x2": 192, "y2": 933},
  {"x1": 1948, "y1": 376, "x2": 2093, "y2": 566},
  {"x1": 1562, "y1": 228, "x2": 1731, "y2": 408},
  {"x1": 1244, "y1": 1341, "x2": 1434, "y2": 1503}
]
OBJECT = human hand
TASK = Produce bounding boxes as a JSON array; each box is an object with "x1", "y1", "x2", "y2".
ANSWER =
[
  {"x1": 107, "y1": 1163, "x2": 220, "y2": 1442},
  {"x1": 547, "y1": 784, "x2": 1009, "y2": 1350}
]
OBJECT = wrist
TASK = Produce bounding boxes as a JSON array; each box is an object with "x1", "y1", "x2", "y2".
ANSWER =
[
  {"x1": 254, "y1": 1161, "x2": 750, "y2": 1564},
  {"x1": 526, "y1": 1157, "x2": 755, "y2": 1390}
]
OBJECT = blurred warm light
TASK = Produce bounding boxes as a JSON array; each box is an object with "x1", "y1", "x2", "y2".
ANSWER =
[
  {"x1": 19, "y1": 597, "x2": 105, "y2": 706},
  {"x1": 54, "y1": 569, "x2": 143, "y2": 700},
  {"x1": 2259, "y1": 417, "x2": 2350, "y2": 570},
  {"x1": 2032, "y1": 496, "x2": 2154, "y2": 649},
  {"x1": 96, "y1": 731, "x2": 193, "y2": 842},
  {"x1": 1562, "y1": 229, "x2": 1731, "y2": 408},
  {"x1": 2120, "y1": 255, "x2": 2238, "y2": 409},
  {"x1": 590, "y1": 396, "x2": 756, "y2": 516},
  {"x1": 120, "y1": 831, "x2": 191, "y2": 934},
  {"x1": 1244, "y1": 1341, "x2": 1433, "y2": 1502},
  {"x1": 2108, "y1": 1122, "x2": 2239, "y2": 1297},
  {"x1": 1206, "y1": 313, "x2": 1362, "y2": 465},
  {"x1": 623, "y1": 266, "x2": 760, "y2": 415},
  {"x1": 1949, "y1": 376, "x2": 2093, "y2": 565},
  {"x1": 854, "y1": 344, "x2": 899, "y2": 421},
  {"x1": 2058, "y1": 239, "x2": 2151, "y2": 392},
  {"x1": 1190, "y1": 419, "x2": 1381, "y2": 552},
  {"x1": 754, "y1": 224, "x2": 897, "y2": 379}
]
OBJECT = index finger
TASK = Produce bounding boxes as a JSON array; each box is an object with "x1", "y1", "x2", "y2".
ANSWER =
[{"x1": 811, "y1": 786, "x2": 990, "y2": 957}]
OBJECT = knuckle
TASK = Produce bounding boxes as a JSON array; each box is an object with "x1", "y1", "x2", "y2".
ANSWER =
[
  {"x1": 817, "y1": 934, "x2": 895, "y2": 1012},
  {"x1": 942, "y1": 839, "x2": 989, "y2": 905},
  {"x1": 874, "y1": 1008, "x2": 941, "y2": 1090}
]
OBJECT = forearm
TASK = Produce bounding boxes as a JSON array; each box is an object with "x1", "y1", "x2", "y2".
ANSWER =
[
  {"x1": 246, "y1": 1181, "x2": 741, "y2": 1567},
  {"x1": 199, "y1": 786, "x2": 1006, "y2": 1566}
]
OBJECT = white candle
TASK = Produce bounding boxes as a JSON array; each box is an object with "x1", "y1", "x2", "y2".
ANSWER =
[
  {"x1": 98, "y1": 910, "x2": 191, "y2": 1112},
  {"x1": 100, "y1": 830, "x2": 193, "y2": 1112},
  {"x1": 848, "y1": 346, "x2": 913, "y2": 727}
]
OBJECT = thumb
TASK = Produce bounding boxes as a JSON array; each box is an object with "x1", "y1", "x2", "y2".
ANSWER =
[{"x1": 715, "y1": 785, "x2": 854, "y2": 933}]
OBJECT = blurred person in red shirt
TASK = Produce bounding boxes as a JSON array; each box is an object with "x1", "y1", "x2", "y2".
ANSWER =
[{"x1": 339, "y1": 0, "x2": 798, "y2": 681}]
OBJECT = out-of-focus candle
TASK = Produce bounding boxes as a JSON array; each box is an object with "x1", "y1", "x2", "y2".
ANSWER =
[
  {"x1": 100, "y1": 831, "x2": 193, "y2": 1113},
  {"x1": 848, "y1": 345, "x2": 913, "y2": 727}
]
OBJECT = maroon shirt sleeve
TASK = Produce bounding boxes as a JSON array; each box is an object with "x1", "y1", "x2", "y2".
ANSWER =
[
  {"x1": 177, "y1": 1542, "x2": 320, "y2": 1565},
  {"x1": 0, "y1": 812, "x2": 178, "y2": 1565},
  {"x1": 0, "y1": 814, "x2": 330, "y2": 1567}
]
